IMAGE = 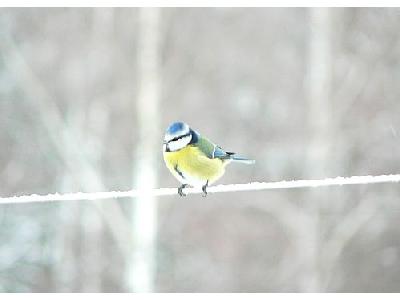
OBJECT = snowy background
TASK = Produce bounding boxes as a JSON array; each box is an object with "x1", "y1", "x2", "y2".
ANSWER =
[{"x1": 0, "y1": 7, "x2": 400, "y2": 292}]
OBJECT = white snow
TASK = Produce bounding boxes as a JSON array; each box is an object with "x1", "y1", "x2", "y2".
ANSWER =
[{"x1": 0, "y1": 174, "x2": 400, "y2": 204}]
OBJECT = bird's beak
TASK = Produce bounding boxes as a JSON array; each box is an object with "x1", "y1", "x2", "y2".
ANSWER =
[{"x1": 163, "y1": 141, "x2": 170, "y2": 152}]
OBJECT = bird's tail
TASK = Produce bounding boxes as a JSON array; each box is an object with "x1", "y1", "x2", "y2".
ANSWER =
[{"x1": 227, "y1": 152, "x2": 255, "y2": 164}]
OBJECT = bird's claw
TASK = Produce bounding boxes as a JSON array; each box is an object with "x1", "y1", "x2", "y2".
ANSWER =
[
  {"x1": 178, "y1": 182, "x2": 209, "y2": 197},
  {"x1": 202, "y1": 181, "x2": 209, "y2": 197},
  {"x1": 178, "y1": 184, "x2": 189, "y2": 197}
]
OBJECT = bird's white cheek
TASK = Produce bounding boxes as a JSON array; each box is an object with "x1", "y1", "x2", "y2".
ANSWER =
[{"x1": 168, "y1": 135, "x2": 191, "y2": 151}]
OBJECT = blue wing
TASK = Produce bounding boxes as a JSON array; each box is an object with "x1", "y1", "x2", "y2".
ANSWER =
[
  {"x1": 212, "y1": 146, "x2": 232, "y2": 159},
  {"x1": 195, "y1": 135, "x2": 232, "y2": 160},
  {"x1": 195, "y1": 136, "x2": 254, "y2": 163}
]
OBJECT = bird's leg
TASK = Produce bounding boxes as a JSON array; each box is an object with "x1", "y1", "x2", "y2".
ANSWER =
[
  {"x1": 202, "y1": 180, "x2": 209, "y2": 197},
  {"x1": 178, "y1": 184, "x2": 189, "y2": 197}
]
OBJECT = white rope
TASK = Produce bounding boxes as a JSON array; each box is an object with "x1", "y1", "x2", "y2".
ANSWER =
[{"x1": 1, "y1": 174, "x2": 400, "y2": 205}]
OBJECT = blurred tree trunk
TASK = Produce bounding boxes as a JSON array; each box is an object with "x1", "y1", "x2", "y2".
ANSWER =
[
  {"x1": 303, "y1": 7, "x2": 333, "y2": 292},
  {"x1": 55, "y1": 176, "x2": 81, "y2": 291},
  {"x1": 67, "y1": 109, "x2": 105, "y2": 292},
  {"x1": 127, "y1": 8, "x2": 161, "y2": 292}
]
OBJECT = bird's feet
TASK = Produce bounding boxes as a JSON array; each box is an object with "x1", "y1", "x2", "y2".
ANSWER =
[
  {"x1": 178, "y1": 182, "x2": 209, "y2": 197},
  {"x1": 202, "y1": 181, "x2": 209, "y2": 197},
  {"x1": 178, "y1": 184, "x2": 189, "y2": 197}
]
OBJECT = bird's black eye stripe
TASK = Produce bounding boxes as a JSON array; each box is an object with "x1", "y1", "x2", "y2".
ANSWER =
[{"x1": 169, "y1": 132, "x2": 191, "y2": 143}]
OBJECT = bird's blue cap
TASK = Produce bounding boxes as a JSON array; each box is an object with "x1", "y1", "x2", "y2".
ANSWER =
[{"x1": 166, "y1": 121, "x2": 189, "y2": 135}]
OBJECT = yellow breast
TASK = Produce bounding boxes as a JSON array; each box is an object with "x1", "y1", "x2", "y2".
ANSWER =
[{"x1": 163, "y1": 145, "x2": 228, "y2": 186}]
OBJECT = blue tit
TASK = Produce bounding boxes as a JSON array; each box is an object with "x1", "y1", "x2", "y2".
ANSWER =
[{"x1": 163, "y1": 121, "x2": 255, "y2": 196}]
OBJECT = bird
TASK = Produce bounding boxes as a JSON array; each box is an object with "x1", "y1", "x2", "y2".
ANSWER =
[{"x1": 163, "y1": 121, "x2": 255, "y2": 197}]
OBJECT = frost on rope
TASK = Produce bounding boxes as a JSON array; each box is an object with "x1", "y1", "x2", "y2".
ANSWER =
[{"x1": 1, "y1": 174, "x2": 400, "y2": 205}]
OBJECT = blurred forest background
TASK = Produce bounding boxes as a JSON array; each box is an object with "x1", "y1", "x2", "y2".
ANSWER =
[{"x1": 0, "y1": 7, "x2": 400, "y2": 292}]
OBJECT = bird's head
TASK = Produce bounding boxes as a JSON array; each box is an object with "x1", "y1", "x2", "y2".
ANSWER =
[{"x1": 163, "y1": 121, "x2": 193, "y2": 152}]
